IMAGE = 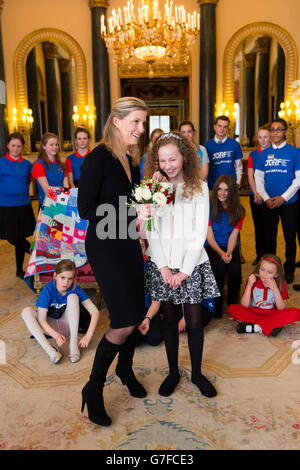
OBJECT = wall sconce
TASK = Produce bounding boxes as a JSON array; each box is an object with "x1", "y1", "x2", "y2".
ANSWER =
[
  {"x1": 11, "y1": 107, "x2": 34, "y2": 134},
  {"x1": 278, "y1": 100, "x2": 300, "y2": 145},
  {"x1": 72, "y1": 105, "x2": 96, "y2": 132}
]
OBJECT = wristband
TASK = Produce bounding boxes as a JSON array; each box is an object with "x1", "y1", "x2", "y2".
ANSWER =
[{"x1": 145, "y1": 316, "x2": 151, "y2": 322}]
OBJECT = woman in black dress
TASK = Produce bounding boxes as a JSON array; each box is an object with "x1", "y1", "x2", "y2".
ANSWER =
[{"x1": 78, "y1": 97, "x2": 148, "y2": 426}]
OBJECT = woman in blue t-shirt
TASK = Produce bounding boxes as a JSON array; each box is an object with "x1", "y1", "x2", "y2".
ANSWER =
[
  {"x1": 65, "y1": 126, "x2": 91, "y2": 188},
  {"x1": 205, "y1": 174, "x2": 245, "y2": 318},
  {"x1": 0, "y1": 132, "x2": 36, "y2": 278},
  {"x1": 31, "y1": 133, "x2": 69, "y2": 208},
  {"x1": 21, "y1": 260, "x2": 99, "y2": 364}
]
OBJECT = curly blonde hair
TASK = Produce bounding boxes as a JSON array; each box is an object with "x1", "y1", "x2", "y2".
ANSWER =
[{"x1": 145, "y1": 131, "x2": 203, "y2": 198}]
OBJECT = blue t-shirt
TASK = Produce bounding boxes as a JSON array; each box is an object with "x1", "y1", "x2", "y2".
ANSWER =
[
  {"x1": 0, "y1": 155, "x2": 32, "y2": 206},
  {"x1": 36, "y1": 279, "x2": 89, "y2": 316},
  {"x1": 66, "y1": 151, "x2": 89, "y2": 182},
  {"x1": 256, "y1": 143, "x2": 300, "y2": 204},
  {"x1": 32, "y1": 159, "x2": 65, "y2": 206},
  {"x1": 205, "y1": 207, "x2": 245, "y2": 248},
  {"x1": 205, "y1": 137, "x2": 243, "y2": 189}
]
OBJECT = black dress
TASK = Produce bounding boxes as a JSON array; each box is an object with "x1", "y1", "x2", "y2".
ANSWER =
[{"x1": 78, "y1": 144, "x2": 145, "y2": 329}]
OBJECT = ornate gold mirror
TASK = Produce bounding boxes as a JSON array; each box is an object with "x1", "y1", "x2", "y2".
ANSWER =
[
  {"x1": 223, "y1": 22, "x2": 298, "y2": 147},
  {"x1": 14, "y1": 28, "x2": 88, "y2": 152}
]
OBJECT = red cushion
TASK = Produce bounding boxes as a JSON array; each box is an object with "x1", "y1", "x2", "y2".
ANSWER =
[{"x1": 39, "y1": 262, "x2": 96, "y2": 283}]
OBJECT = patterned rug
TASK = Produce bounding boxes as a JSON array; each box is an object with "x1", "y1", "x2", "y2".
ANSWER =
[
  {"x1": 1, "y1": 196, "x2": 300, "y2": 450},
  {"x1": 1, "y1": 306, "x2": 300, "y2": 450}
]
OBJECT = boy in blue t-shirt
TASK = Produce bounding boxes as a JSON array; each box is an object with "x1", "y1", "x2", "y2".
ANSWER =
[
  {"x1": 205, "y1": 115, "x2": 243, "y2": 189},
  {"x1": 21, "y1": 260, "x2": 100, "y2": 364},
  {"x1": 255, "y1": 118, "x2": 300, "y2": 283}
]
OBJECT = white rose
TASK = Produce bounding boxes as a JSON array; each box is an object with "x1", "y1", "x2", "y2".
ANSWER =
[
  {"x1": 134, "y1": 187, "x2": 143, "y2": 202},
  {"x1": 159, "y1": 182, "x2": 171, "y2": 190},
  {"x1": 153, "y1": 192, "x2": 167, "y2": 206},
  {"x1": 141, "y1": 187, "x2": 152, "y2": 201}
]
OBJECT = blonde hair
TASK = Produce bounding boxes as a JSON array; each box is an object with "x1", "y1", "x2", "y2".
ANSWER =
[
  {"x1": 101, "y1": 97, "x2": 147, "y2": 166},
  {"x1": 146, "y1": 131, "x2": 203, "y2": 198}
]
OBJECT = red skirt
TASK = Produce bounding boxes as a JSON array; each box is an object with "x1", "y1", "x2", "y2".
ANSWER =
[{"x1": 228, "y1": 304, "x2": 300, "y2": 336}]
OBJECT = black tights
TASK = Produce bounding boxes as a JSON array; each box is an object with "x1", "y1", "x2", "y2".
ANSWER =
[
  {"x1": 161, "y1": 300, "x2": 204, "y2": 378},
  {"x1": 7, "y1": 238, "x2": 31, "y2": 273}
]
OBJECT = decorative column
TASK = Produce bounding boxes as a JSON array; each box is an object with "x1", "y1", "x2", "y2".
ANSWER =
[
  {"x1": 243, "y1": 52, "x2": 256, "y2": 146},
  {"x1": 0, "y1": 0, "x2": 9, "y2": 157},
  {"x1": 255, "y1": 36, "x2": 271, "y2": 128},
  {"x1": 58, "y1": 58, "x2": 72, "y2": 144},
  {"x1": 273, "y1": 42, "x2": 285, "y2": 119},
  {"x1": 198, "y1": 0, "x2": 218, "y2": 145},
  {"x1": 88, "y1": 0, "x2": 111, "y2": 142},
  {"x1": 26, "y1": 47, "x2": 42, "y2": 150},
  {"x1": 42, "y1": 42, "x2": 60, "y2": 138}
]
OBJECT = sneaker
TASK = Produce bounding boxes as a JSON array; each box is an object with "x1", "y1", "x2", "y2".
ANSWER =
[
  {"x1": 269, "y1": 327, "x2": 282, "y2": 337},
  {"x1": 236, "y1": 322, "x2": 255, "y2": 334}
]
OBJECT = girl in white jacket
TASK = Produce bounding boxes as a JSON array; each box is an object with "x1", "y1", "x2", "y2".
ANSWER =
[{"x1": 145, "y1": 132, "x2": 219, "y2": 398}]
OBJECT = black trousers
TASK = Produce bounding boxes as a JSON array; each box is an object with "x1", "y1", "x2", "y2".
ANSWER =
[
  {"x1": 249, "y1": 195, "x2": 265, "y2": 259},
  {"x1": 262, "y1": 201, "x2": 298, "y2": 274},
  {"x1": 206, "y1": 245, "x2": 241, "y2": 316}
]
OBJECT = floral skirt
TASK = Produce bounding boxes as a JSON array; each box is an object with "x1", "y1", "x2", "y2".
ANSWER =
[{"x1": 145, "y1": 259, "x2": 220, "y2": 304}]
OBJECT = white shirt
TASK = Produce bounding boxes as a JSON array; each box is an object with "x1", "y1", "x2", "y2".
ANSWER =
[{"x1": 146, "y1": 182, "x2": 209, "y2": 276}]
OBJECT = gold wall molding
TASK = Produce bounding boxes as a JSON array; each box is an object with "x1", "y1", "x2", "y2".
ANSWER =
[
  {"x1": 223, "y1": 22, "x2": 298, "y2": 109},
  {"x1": 14, "y1": 28, "x2": 87, "y2": 112},
  {"x1": 119, "y1": 62, "x2": 191, "y2": 78},
  {"x1": 243, "y1": 52, "x2": 256, "y2": 68},
  {"x1": 88, "y1": 0, "x2": 109, "y2": 7},
  {"x1": 197, "y1": 0, "x2": 219, "y2": 5},
  {"x1": 255, "y1": 36, "x2": 271, "y2": 54}
]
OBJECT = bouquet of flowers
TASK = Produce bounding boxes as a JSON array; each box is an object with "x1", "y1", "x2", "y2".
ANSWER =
[{"x1": 128, "y1": 178, "x2": 175, "y2": 231}]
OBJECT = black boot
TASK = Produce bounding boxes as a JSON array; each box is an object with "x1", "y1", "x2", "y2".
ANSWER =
[
  {"x1": 81, "y1": 335, "x2": 120, "y2": 426},
  {"x1": 115, "y1": 329, "x2": 147, "y2": 398}
]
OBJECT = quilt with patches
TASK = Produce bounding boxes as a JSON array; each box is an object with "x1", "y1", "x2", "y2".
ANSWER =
[{"x1": 25, "y1": 187, "x2": 88, "y2": 278}]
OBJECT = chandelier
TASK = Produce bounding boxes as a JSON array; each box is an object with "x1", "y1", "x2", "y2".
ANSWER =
[{"x1": 100, "y1": 0, "x2": 200, "y2": 73}]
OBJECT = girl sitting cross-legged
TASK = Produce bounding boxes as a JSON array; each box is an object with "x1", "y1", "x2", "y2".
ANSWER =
[{"x1": 228, "y1": 254, "x2": 300, "y2": 336}]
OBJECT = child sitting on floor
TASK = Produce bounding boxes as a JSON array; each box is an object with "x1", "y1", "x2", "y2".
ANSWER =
[
  {"x1": 21, "y1": 259, "x2": 99, "y2": 363},
  {"x1": 228, "y1": 254, "x2": 300, "y2": 337}
]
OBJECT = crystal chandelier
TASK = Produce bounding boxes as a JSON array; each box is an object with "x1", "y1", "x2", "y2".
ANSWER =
[{"x1": 100, "y1": 0, "x2": 200, "y2": 73}]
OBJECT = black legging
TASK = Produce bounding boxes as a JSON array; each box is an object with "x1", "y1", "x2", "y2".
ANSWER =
[
  {"x1": 161, "y1": 300, "x2": 204, "y2": 378},
  {"x1": 206, "y1": 245, "x2": 241, "y2": 316},
  {"x1": 7, "y1": 238, "x2": 31, "y2": 273}
]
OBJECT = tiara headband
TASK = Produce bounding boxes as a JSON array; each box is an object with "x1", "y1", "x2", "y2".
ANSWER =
[
  {"x1": 157, "y1": 132, "x2": 182, "y2": 143},
  {"x1": 262, "y1": 256, "x2": 279, "y2": 267}
]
